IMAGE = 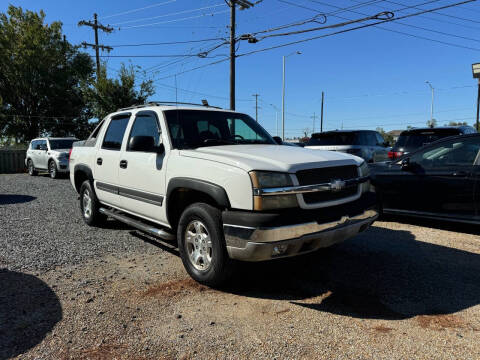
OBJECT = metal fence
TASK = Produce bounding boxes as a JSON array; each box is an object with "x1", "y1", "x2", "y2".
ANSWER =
[{"x1": 0, "y1": 150, "x2": 26, "y2": 173}]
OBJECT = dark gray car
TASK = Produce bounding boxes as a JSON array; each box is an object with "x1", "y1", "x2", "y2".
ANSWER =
[{"x1": 305, "y1": 130, "x2": 390, "y2": 163}]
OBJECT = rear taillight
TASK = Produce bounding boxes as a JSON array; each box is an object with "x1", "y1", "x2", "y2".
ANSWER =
[
  {"x1": 68, "y1": 148, "x2": 73, "y2": 161},
  {"x1": 388, "y1": 151, "x2": 403, "y2": 159}
]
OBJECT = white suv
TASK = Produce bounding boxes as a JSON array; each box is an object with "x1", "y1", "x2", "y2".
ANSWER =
[
  {"x1": 26, "y1": 137, "x2": 77, "y2": 178},
  {"x1": 69, "y1": 103, "x2": 377, "y2": 286}
]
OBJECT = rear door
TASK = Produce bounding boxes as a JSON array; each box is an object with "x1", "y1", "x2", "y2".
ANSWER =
[
  {"x1": 37, "y1": 140, "x2": 49, "y2": 169},
  {"x1": 117, "y1": 110, "x2": 169, "y2": 224},
  {"x1": 409, "y1": 136, "x2": 480, "y2": 219},
  {"x1": 94, "y1": 113, "x2": 131, "y2": 208}
]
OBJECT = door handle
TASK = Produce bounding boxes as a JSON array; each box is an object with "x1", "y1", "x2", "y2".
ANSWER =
[
  {"x1": 97, "y1": 158, "x2": 103, "y2": 165},
  {"x1": 452, "y1": 171, "x2": 468, "y2": 177},
  {"x1": 120, "y1": 160, "x2": 128, "y2": 169}
]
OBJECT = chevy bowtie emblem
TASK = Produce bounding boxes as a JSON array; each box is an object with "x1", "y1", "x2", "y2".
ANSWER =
[{"x1": 330, "y1": 179, "x2": 346, "y2": 192}]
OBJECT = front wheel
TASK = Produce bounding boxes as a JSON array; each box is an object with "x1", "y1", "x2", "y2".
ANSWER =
[
  {"x1": 27, "y1": 159, "x2": 37, "y2": 176},
  {"x1": 177, "y1": 203, "x2": 233, "y2": 287},
  {"x1": 79, "y1": 180, "x2": 106, "y2": 226}
]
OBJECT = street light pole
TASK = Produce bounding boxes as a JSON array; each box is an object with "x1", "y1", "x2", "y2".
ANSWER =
[
  {"x1": 281, "y1": 51, "x2": 301, "y2": 141},
  {"x1": 472, "y1": 63, "x2": 480, "y2": 130},
  {"x1": 476, "y1": 79, "x2": 480, "y2": 131},
  {"x1": 426, "y1": 81, "x2": 434, "y2": 125}
]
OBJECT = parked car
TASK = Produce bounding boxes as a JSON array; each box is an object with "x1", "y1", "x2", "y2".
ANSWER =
[
  {"x1": 370, "y1": 133, "x2": 480, "y2": 224},
  {"x1": 25, "y1": 137, "x2": 77, "y2": 178},
  {"x1": 388, "y1": 126, "x2": 477, "y2": 160},
  {"x1": 69, "y1": 103, "x2": 377, "y2": 286},
  {"x1": 305, "y1": 130, "x2": 390, "y2": 163}
]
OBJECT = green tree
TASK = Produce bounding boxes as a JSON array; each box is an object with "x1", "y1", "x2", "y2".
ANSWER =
[
  {"x1": 426, "y1": 118, "x2": 437, "y2": 128},
  {"x1": 446, "y1": 121, "x2": 468, "y2": 126},
  {"x1": 0, "y1": 5, "x2": 95, "y2": 142},
  {"x1": 83, "y1": 63, "x2": 154, "y2": 121},
  {"x1": 376, "y1": 127, "x2": 394, "y2": 145}
]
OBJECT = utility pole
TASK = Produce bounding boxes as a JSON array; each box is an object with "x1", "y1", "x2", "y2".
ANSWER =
[
  {"x1": 253, "y1": 93, "x2": 260, "y2": 121},
  {"x1": 320, "y1": 91, "x2": 324, "y2": 133},
  {"x1": 311, "y1": 112, "x2": 317, "y2": 134},
  {"x1": 229, "y1": 2, "x2": 236, "y2": 111},
  {"x1": 227, "y1": 0, "x2": 256, "y2": 111},
  {"x1": 426, "y1": 81, "x2": 434, "y2": 126},
  {"x1": 78, "y1": 13, "x2": 114, "y2": 79},
  {"x1": 476, "y1": 79, "x2": 480, "y2": 131}
]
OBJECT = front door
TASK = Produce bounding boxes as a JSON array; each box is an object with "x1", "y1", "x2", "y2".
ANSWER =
[
  {"x1": 117, "y1": 111, "x2": 168, "y2": 225},
  {"x1": 409, "y1": 136, "x2": 480, "y2": 219},
  {"x1": 94, "y1": 113, "x2": 131, "y2": 208},
  {"x1": 37, "y1": 139, "x2": 49, "y2": 169}
]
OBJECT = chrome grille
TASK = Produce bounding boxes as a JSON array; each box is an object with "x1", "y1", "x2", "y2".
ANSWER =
[{"x1": 296, "y1": 165, "x2": 359, "y2": 204}]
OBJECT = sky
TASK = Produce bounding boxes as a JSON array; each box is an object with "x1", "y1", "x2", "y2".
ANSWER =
[{"x1": 3, "y1": 0, "x2": 480, "y2": 138}]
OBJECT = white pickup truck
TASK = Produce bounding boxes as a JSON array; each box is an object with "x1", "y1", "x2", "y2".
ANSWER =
[{"x1": 69, "y1": 102, "x2": 377, "y2": 286}]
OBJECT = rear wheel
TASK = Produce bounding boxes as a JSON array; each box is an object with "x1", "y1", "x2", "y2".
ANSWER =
[
  {"x1": 49, "y1": 160, "x2": 58, "y2": 179},
  {"x1": 79, "y1": 180, "x2": 106, "y2": 226},
  {"x1": 177, "y1": 203, "x2": 233, "y2": 287},
  {"x1": 27, "y1": 159, "x2": 37, "y2": 176}
]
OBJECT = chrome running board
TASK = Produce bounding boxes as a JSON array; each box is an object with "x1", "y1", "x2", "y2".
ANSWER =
[{"x1": 99, "y1": 207, "x2": 175, "y2": 241}]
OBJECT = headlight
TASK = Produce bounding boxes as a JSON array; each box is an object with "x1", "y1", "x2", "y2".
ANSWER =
[
  {"x1": 358, "y1": 161, "x2": 371, "y2": 192},
  {"x1": 249, "y1": 171, "x2": 298, "y2": 211},
  {"x1": 359, "y1": 161, "x2": 370, "y2": 177}
]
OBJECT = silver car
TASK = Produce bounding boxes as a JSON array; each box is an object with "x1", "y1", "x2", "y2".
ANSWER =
[
  {"x1": 25, "y1": 137, "x2": 77, "y2": 178},
  {"x1": 304, "y1": 130, "x2": 390, "y2": 163}
]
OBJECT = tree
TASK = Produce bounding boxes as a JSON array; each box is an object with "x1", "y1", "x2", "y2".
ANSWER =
[
  {"x1": 83, "y1": 63, "x2": 154, "y2": 121},
  {"x1": 446, "y1": 121, "x2": 468, "y2": 126},
  {"x1": 426, "y1": 118, "x2": 437, "y2": 128},
  {"x1": 0, "y1": 5, "x2": 95, "y2": 142},
  {"x1": 376, "y1": 127, "x2": 394, "y2": 145}
]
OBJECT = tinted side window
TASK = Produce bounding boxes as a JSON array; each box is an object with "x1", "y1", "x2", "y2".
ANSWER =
[
  {"x1": 365, "y1": 132, "x2": 377, "y2": 146},
  {"x1": 355, "y1": 132, "x2": 368, "y2": 145},
  {"x1": 375, "y1": 132, "x2": 385, "y2": 145},
  {"x1": 39, "y1": 140, "x2": 47, "y2": 150},
  {"x1": 411, "y1": 137, "x2": 480, "y2": 168},
  {"x1": 30, "y1": 140, "x2": 38, "y2": 150},
  {"x1": 102, "y1": 115, "x2": 130, "y2": 150},
  {"x1": 128, "y1": 113, "x2": 161, "y2": 150}
]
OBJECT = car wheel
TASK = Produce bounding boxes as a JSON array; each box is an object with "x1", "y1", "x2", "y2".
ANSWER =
[
  {"x1": 177, "y1": 203, "x2": 233, "y2": 287},
  {"x1": 27, "y1": 159, "x2": 37, "y2": 176},
  {"x1": 49, "y1": 160, "x2": 58, "y2": 179},
  {"x1": 79, "y1": 180, "x2": 106, "y2": 226}
]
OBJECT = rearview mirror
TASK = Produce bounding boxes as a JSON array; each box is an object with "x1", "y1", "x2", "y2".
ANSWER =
[{"x1": 273, "y1": 136, "x2": 283, "y2": 145}]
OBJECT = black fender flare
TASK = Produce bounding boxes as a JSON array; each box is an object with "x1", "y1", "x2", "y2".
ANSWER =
[
  {"x1": 166, "y1": 177, "x2": 231, "y2": 223},
  {"x1": 73, "y1": 164, "x2": 94, "y2": 193}
]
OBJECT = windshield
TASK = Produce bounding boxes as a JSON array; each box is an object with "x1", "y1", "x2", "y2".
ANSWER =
[
  {"x1": 164, "y1": 109, "x2": 275, "y2": 149},
  {"x1": 49, "y1": 139, "x2": 76, "y2": 150},
  {"x1": 307, "y1": 132, "x2": 359, "y2": 146},
  {"x1": 395, "y1": 130, "x2": 459, "y2": 149}
]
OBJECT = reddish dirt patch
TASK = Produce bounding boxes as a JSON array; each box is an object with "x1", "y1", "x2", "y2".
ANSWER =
[
  {"x1": 142, "y1": 278, "x2": 209, "y2": 298},
  {"x1": 416, "y1": 314, "x2": 465, "y2": 330},
  {"x1": 373, "y1": 325, "x2": 394, "y2": 333}
]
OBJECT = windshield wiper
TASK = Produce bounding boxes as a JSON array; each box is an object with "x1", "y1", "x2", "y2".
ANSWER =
[{"x1": 202, "y1": 138, "x2": 235, "y2": 146}]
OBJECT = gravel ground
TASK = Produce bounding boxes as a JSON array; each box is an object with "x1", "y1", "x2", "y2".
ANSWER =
[{"x1": 1, "y1": 173, "x2": 480, "y2": 359}]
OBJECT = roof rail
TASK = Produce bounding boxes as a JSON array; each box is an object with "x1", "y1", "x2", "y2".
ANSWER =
[{"x1": 117, "y1": 101, "x2": 222, "y2": 112}]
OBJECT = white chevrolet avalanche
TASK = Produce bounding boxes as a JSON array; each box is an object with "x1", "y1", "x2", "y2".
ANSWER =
[{"x1": 69, "y1": 103, "x2": 377, "y2": 286}]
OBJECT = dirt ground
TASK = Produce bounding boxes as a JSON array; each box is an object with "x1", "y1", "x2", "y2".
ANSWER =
[
  {"x1": 3, "y1": 220, "x2": 480, "y2": 359},
  {"x1": 2, "y1": 174, "x2": 480, "y2": 359}
]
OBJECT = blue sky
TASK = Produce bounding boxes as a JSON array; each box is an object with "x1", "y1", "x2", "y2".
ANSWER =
[{"x1": 3, "y1": 0, "x2": 480, "y2": 137}]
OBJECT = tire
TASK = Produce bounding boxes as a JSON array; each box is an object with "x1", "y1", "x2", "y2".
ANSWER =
[
  {"x1": 177, "y1": 203, "x2": 233, "y2": 287},
  {"x1": 49, "y1": 160, "x2": 58, "y2": 179},
  {"x1": 79, "y1": 180, "x2": 106, "y2": 226},
  {"x1": 27, "y1": 159, "x2": 37, "y2": 176}
]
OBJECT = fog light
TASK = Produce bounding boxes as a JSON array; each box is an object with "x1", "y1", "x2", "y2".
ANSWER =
[{"x1": 272, "y1": 244, "x2": 288, "y2": 256}]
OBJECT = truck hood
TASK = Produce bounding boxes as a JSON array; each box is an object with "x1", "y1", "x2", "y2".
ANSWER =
[
  {"x1": 304, "y1": 145, "x2": 359, "y2": 151},
  {"x1": 180, "y1": 145, "x2": 362, "y2": 172}
]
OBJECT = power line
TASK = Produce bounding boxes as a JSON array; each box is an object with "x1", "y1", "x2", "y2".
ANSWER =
[
  {"x1": 110, "y1": 38, "x2": 226, "y2": 47},
  {"x1": 100, "y1": 0, "x2": 177, "y2": 20},
  {"x1": 120, "y1": 10, "x2": 230, "y2": 29},
  {"x1": 111, "y1": 3, "x2": 227, "y2": 26}
]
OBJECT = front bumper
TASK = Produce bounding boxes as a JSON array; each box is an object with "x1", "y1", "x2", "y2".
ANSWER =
[{"x1": 222, "y1": 194, "x2": 378, "y2": 261}]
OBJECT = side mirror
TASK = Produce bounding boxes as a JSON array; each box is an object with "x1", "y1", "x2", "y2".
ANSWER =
[
  {"x1": 383, "y1": 141, "x2": 390, "y2": 147},
  {"x1": 129, "y1": 136, "x2": 155, "y2": 152},
  {"x1": 401, "y1": 158, "x2": 412, "y2": 171},
  {"x1": 156, "y1": 143, "x2": 165, "y2": 154},
  {"x1": 273, "y1": 136, "x2": 283, "y2": 145}
]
